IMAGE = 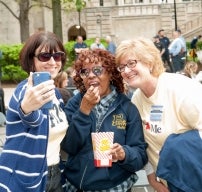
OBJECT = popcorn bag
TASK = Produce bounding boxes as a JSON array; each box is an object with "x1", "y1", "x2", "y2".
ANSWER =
[{"x1": 91, "y1": 132, "x2": 114, "y2": 167}]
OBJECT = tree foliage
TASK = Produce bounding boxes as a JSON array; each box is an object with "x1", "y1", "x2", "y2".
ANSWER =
[
  {"x1": 0, "y1": 0, "x2": 52, "y2": 43},
  {"x1": 0, "y1": 0, "x2": 88, "y2": 43},
  {"x1": 62, "y1": 0, "x2": 87, "y2": 11}
]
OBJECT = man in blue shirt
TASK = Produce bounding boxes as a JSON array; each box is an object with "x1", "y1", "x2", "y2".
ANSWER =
[
  {"x1": 90, "y1": 37, "x2": 106, "y2": 50},
  {"x1": 168, "y1": 31, "x2": 185, "y2": 72},
  {"x1": 74, "y1": 35, "x2": 88, "y2": 59},
  {"x1": 105, "y1": 35, "x2": 116, "y2": 55}
]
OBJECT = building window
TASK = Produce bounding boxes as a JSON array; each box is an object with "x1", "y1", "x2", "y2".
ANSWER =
[
  {"x1": 124, "y1": 0, "x2": 133, "y2": 4},
  {"x1": 100, "y1": 0, "x2": 103, "y2": 6}
]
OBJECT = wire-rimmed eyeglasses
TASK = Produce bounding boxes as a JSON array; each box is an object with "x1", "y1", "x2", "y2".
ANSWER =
[{"x1": 117, "y1": 60, "x2": 138, "y2": 72}]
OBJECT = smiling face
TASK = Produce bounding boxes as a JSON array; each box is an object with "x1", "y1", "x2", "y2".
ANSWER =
[
  {"x1": 118, "y1": 55, "x2": 151, "y2": 89},
  {"x1": 34, "y1": 47, "x2": 63, "y2": 79},
  {"x1": 81, "y1": 63, "x2": 112, "y2": 98},
  {"x1": 116, "y1": 38, "x2": 166, "y2": 93},
  {"x1": 19, "y1": 31, "x2": 67, "y2": 76}
]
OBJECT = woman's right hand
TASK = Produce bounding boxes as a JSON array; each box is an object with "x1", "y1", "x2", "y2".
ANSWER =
[
  {"x1": 80, "y1": 86, "x2": 100, "y2": 115},
  {"x1": 147, "y1": 173, "x2": 170, "y2": 192},
  {"x1": 21, "y1": 72, "x2": 55, "y2": 114}
]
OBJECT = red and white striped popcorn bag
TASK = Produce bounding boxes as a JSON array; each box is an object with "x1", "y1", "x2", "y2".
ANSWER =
[{"x1": 91, "y1": 132, "x2": 114, "y2": 167}]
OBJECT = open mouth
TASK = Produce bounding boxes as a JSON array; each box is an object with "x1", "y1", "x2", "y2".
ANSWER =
[{"x1": 89, "y1": 82, "x2": 99, "y2": 87}]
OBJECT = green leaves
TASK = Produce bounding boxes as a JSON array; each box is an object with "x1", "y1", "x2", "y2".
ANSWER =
[
  {"x1": 61, "y1": 0, "x2": 88, "y2": 11},
  {"x1": 2, "y1": 65, "x2": 27, "y2": 83}
]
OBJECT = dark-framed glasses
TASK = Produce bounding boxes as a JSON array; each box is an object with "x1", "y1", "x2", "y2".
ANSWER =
[
  {"x1": 35, "y1": 51, "x2": 65, "y2": 62},
  {"x1": 79, "y1": 66, "x2": 104, "y2": 78},
  {"x1": 117, "y1": 60, "x2": 138, "y2": 72}
]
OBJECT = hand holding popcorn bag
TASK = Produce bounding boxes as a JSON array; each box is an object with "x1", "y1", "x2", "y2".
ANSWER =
[{"x1": 91, "y1": 132, "x2": 114, "y2": 167}]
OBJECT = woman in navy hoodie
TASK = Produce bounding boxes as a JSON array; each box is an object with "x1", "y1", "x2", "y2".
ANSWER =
[{"x1": 62, "y1": 49, "x2": 148, "y2": 192}]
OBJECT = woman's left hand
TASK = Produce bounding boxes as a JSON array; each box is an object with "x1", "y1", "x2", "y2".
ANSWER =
[{"x1": 110, "y1": 143, "x2": 125, "y2": 162}]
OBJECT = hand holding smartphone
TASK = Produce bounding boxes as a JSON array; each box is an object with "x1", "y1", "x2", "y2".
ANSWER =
[{"x1": 32, "y1": 72, "x2": 54, "y2": 109}]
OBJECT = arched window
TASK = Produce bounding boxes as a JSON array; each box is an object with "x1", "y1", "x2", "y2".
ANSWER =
[{"x1": 68, "y1": 25, "x2": 86, "y2": 41}]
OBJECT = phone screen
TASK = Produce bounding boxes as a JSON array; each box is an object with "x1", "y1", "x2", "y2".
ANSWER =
[{"x1": 32, "y1": 72, "x2": 53, "y2": 109}]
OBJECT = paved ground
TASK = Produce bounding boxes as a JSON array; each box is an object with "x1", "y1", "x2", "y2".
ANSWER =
[
  {"x1": 0, "y1": 83, "x2": 154, "y2": 192},
  {"x1": 0, "y1": 83, "x2": 15, "y2": 149},
  {"x1": 1, "y1": 83, "x2": 16, "y2": 108},
  {"x1": 132, "y1": 170, "x2": 154, "y2": 192},
  {"x1": 3, "y1": 88, "x2": 15, "y2": 109}
]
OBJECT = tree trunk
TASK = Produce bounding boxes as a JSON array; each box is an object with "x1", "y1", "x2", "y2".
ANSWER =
[
  {"x1": 52, "y1": 0, "x2": 63, "y2": 42},
  {"x1": 19, "y1": 0, "x2": 30, "y2": 43}
]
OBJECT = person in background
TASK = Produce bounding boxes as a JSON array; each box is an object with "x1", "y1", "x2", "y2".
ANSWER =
[
  {"x1": 153, "y1": 35, "x2": 165, "y2": 61},
  {"x1": 190, "y1": 35, "x2": 202, "y2": 61},
  {"x1": 105, "y1": 35, "x2": 116, "y2": 55},
  {"x1": 90, "y1": 37, "x2": 106, "y2": 50},
  {"x1": 74, "y1": 35, "x2": 88, "y2": 60},
  {"x1": 177, "y1": 29, "x2": 187, "y2": 60},
  {"x1": 0, "y1": 87, "x2": 6, "y2": 126},
  {"x1": 0, "y1": 49, "x2": 2, "y2": 59},
  {"x1": 180, "y1": 60, "x2": 198, "y2": 79},
  {"x1": 54, "y1": 71, "x2": 72, "y2": 105},
  {"x1": 54, "y1": 71, "x2": 68, "y2": 89},
  {"x1": 168, "y1": 30, "x2": 185, "y2": 72},
  {"x1": 66, "y1": 67, "x2": 74, "y2": 87},
  {"x1": 0, "y1": 31, "x2": 68, "y2": 192},
  {"x1": 158, "y1": 29, "x2": 173, "y2": 72},
  {"x1": 65, "y1": 67, "x2": 79, "y2": 96},
  {"x1": 0, "y1": 87, "x2": 6, "y2": 115},
  {"x1": 115, "y1": 37, "x2": 202, "y2": 192},
  {"x1": 61, "y1": 49, "x2": 148, "y2": 192}
]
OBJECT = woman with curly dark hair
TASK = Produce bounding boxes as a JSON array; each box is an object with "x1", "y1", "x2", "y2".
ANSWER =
[{"x1": 61, "y1": 49, "x2": 148, "y2": 192}]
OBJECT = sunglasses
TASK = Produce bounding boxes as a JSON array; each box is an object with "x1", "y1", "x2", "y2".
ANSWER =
[
  {"x1": 79, "y1": 66, "x2": 104, "y2": 78},
  {"x1": 35, "y1": 52, "x2": 65, "y2": 62}
]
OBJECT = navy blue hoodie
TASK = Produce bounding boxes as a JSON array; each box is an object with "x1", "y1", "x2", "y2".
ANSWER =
[{"x1": 62, "y1": 92, "x2": 148, "y2": 191}]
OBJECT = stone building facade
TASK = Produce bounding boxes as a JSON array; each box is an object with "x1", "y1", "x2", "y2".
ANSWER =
[{"x1": 0, "y1": 0, "x2": 202, "y2": 45}]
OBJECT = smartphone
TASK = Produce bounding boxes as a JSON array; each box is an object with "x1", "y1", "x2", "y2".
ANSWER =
[{"x1": 32, "y1": 72, "x2": 53, "y2": 109}]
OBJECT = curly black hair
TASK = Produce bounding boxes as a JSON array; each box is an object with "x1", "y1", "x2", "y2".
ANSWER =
[{"x1": 73, "y1": 49, "x2": 124, "y2": 94}]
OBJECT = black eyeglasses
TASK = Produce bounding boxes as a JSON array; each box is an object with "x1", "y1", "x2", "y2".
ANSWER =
[
  {"x1": 117, "y1": 60, "x2": 138, "y2": 72},
  {"x1": 35, "y1": 52, "x2": 65, "y2": 62},
  {"x1": 79, "y1": 66, "x2": 104, "y2": 78}
]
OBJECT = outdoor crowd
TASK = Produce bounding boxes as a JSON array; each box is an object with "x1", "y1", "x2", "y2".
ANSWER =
[{"x1": 0, "y1": 29, "x2": 201, "y2": 192}]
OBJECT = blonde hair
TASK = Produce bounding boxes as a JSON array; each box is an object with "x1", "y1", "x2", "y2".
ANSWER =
[
  {"x1": 54, "y1": 71, "x2": 68, "y2": 88},
  {"x1": 115, "y1": 37, "x2": 165, "y2": 77},
  {"x1": 183, "y1": 61, "x2": 198, "y2": 78}
]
